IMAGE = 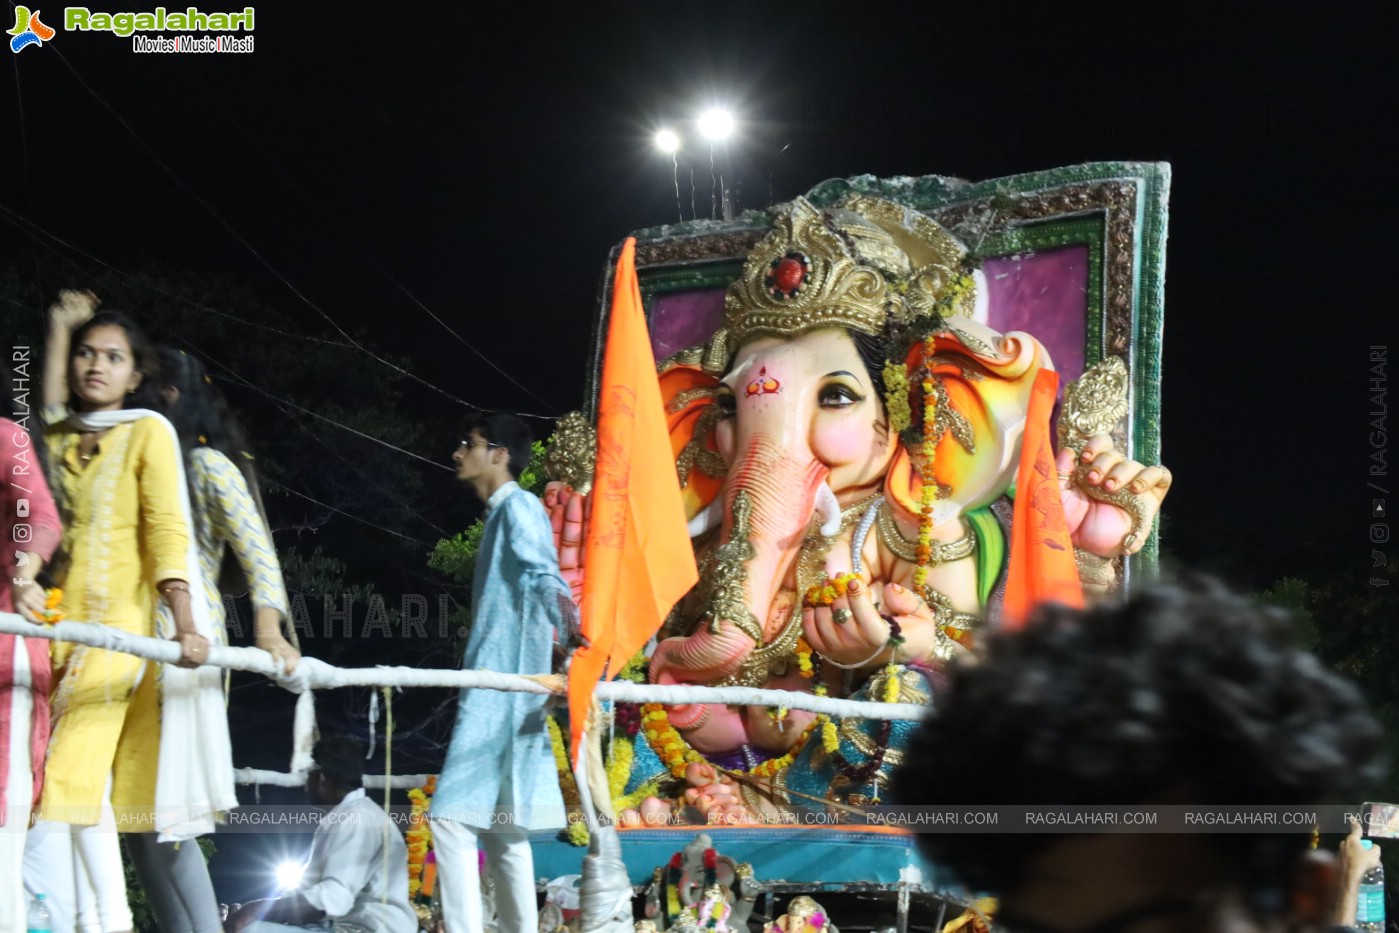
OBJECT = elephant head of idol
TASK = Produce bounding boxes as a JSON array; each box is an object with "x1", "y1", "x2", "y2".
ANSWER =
[{"x1": 649, "y1": 196, "x2": 1047, "y2": 747}]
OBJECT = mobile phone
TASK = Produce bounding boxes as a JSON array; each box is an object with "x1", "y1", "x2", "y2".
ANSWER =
[{"x1": 1362, "y1": 802, "x2": 1399, "y2": 839}]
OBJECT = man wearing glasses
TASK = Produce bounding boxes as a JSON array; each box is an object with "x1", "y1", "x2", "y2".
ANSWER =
[{"x1": 431, "y1": 414, "x2": 579, "y2": 933}]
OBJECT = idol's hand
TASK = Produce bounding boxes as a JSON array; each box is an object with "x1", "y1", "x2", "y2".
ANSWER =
[
  {"x1": 545, "y1": 481, "x2": 589, "y2": 605},
  {"x1": 1059, "y1": 434, "x2": 1171, "y2": 557}
]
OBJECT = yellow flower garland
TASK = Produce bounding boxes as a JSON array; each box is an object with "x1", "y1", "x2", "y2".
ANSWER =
[
  {"x1": 795, "y1": 637, "x2": 815, "y2": 678},
  {"x1": 881, "y1": 360, "x2": 912, "y2": 434},
  {"x1": 641, "y1": 703, "x2": 815, "y2": 781},
  {"x1": 41, "y1": 587, "x2": 63, "y2": 624},
  {"x1": 547, "y1": 713, "x2": 661, "y2": 845},
  {"x1": 882, "y1": 663, "x2": 902, "y2": 704},
  {"x1": 405, "y1": 776, "x2": 436, "y2": 898},
  {"x1": 803, "y1": 572, "x2": 860, "y2": 607},
  {"x1": 814, "y1": 684, "x2": 840, "y2": 755},
  {"x1": 914, "y1": 335, "x2": 939, "y2": 591}
]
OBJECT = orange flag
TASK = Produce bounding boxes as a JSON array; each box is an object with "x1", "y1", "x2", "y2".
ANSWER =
[
  {"x1": 1001, "y1": 369, "x2": 1083, "y2": 628},
  {"x1": 568, "y1": 237, "x2": 699, "y2": 764}
]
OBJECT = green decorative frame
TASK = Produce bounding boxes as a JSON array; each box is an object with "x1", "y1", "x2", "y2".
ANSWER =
[{"x1": 588, "y1": 162, "x2": 1170, "y2": 581}]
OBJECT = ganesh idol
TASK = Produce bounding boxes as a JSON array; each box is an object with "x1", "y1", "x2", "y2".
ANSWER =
[{"x1": 547, "y1": 193, "x2": 1171, "y2": 823}]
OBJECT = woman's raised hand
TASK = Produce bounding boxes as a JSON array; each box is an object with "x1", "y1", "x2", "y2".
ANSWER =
[{"x1": 47, "y1": 289, "x2": 100, "y2": 331}]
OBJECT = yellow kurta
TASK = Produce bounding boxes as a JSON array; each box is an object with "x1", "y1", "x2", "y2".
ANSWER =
[{"x1": 41, "y1": 416, "x2": 189, "y2": 827}]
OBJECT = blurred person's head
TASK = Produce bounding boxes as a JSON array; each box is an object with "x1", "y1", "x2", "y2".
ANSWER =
[
  {"x1": 307, "y1": 735, "x2": 366, "y2": 806},
  {"x1": 893, "y1": 577, "x2": 1384, "y2": 932}
]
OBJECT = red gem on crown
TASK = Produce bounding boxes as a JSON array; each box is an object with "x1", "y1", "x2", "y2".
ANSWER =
[{"x1": 765, "y1": 252, "x2": 809, "y2": 299}]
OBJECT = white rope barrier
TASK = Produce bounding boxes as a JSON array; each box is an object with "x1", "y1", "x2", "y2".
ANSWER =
[
  {"x1": 3, "y1": 612, "x2": 931, "y2": 789},
  {"x1": 0, "y1": 613, "x2": 931, "y2": 721},
  {"x1": 233, "y1": 767, "x2": 431, "y2": 790}
]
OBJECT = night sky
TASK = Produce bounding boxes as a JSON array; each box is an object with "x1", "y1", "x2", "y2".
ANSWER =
[
  {"x1": 3, "y1": 5, "x2": 1386, "y2": 585},
  {"x1": 0, "y1": 0, "x2": 1390, "y2": 901}
]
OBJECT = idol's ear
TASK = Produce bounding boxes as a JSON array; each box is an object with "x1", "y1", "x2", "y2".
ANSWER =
[
  {"x1": 882, "y1": 321, "x2": 1052, "y2": 528},
  {"x1": 659, "y1": 357, "x2": 725, "y2": 523}
]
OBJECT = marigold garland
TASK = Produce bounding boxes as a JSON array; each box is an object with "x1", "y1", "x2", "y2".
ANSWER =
[
  {"x1": 613, "y1": 775, "x2": 663, "y2": 815},
  {"x1": 41, "y1": 587, "x2": 63, "y2": 624},
  {"x1": 607, "y1": 733, "x2": 634, "y2": 801},
  {"x1": 547, "y1": 713, "x2": 658, "y2": 845},
  {"x1": 617, "y1": 650, "x2": 649, "y2": 683},
  {"x1": 803, "y1": 572, "x2": 860, "y2": 607},
  {"x1": 882, "y1": 663, "x2": 902, "y2": 704},
  {"x1": 641, "y1": 703, "x2": 814, "y2": 781},
  {"x1": 814, "y1": 683, "x2": 839, "y2": 755},
  {"x1": 405, "y1": 778, "x2": 435, "y2": 898},
  {"x1": 881, "y1": 360, "x2": 912, "y2": 434},
  {"x1": 811, "y1": 658, "x2": 902, "y2": 790},
  {"x1": 914, "y1": 335, "x2": 940, "y2": 592},
  {"x1": 794, "y1": 637, "x2": 815, "y2": 678},
  {"x1": 546, "y1": 716, "x2": 594, "y2": 846}
]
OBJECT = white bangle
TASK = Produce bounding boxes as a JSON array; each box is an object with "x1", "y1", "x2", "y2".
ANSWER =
[{"x1": 819, "y1": 643, "x2": 888, "y2": 670}]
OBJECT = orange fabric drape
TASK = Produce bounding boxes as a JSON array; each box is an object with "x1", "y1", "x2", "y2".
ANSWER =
[
  {"x1": 1001, "y1": 369, "x2": 1083, "y2": 627},
  {"x1": 567, "y1": 238, "x2": 699, "y2": 763}
]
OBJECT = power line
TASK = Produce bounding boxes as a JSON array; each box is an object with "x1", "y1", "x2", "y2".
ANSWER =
[
  {"x1": 273, "y1": 485, "x2": 432, "y2": 547},
  {"x1": 214, "y1": 364, "x2": 454, "y2": 473},
  {"x1": 188, "y1": 75, "x2": 559, "y2": 412},
  {"x1": 0, "y1": 203, "x2": 359, "y2": 350},
  {"x1": 265, "y1": 412, "x2": 448, "y2": 535},
  {"x1": 0, "y1": 204, "x2": 454, "y2": 478},
  {"x1": 43, "y1": 44, "x2": 552, "y2": 418}
]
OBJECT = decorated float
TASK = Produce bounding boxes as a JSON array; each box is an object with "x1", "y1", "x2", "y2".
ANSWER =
[
  {"x1": 0, "y1": 162, "x2": 1172, "y2": 933},
  {"x1": 527, "y1": 162, "x2": 1172, "y2": 931}
]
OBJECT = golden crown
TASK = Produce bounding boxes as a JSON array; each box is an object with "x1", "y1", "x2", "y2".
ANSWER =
[{"x1": 705, "y1": 195, "x2": 974, "y2": 371}]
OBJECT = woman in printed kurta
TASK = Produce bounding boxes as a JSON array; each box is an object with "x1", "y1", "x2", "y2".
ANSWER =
[
  {"x1": 117, "y1": 347, "x2": 300, "y2": 933},
  {"x1": 154, "y1": 348, "x2": 298, "y2": 672}
]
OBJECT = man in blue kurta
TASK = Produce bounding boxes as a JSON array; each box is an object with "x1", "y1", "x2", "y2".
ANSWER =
[{"x1": 430, "y1": 414, "x2": 576, "y2": 933}]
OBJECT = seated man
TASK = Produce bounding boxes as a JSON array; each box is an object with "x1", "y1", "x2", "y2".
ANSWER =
[
  {"x1": 229, "y1": 737, "x2": 416, "y2": 933},
  {"x1": 893, "y1": 578, "x2": 1384, "y2": 933}
]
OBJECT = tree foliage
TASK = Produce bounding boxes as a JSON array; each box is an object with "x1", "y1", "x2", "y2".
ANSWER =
[{"x1": 0, "y1": 259, "x2": 491, "y2": 776}]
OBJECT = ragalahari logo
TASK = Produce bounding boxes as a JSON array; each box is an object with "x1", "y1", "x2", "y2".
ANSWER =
[{"x1": 9, "y1": 6, "x2": 55, "y2": 53}]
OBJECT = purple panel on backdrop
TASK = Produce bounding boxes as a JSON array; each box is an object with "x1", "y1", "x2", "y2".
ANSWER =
[
  {"x1": 983, "y1": 245, "x2": 1089, "y2": 383},
  {"x1": 650, "y1": 290, "x2": 727, "y2": 359},
  {"x1": 647, "y1": 248, "x2": 1089, "y2": 379}
]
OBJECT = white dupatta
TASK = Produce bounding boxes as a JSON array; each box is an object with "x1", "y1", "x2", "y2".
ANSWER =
[{"x1": 66, "y1": 408, "x2": 237, "y2": 841}]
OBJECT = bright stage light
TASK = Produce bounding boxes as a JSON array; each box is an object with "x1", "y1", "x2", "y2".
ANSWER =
[
  {"x1": 275, "y1": 860, "x2": 305, "y2": 890},
  {"x1": 697, "y1": 108, "x2": 735, "y2": 141},
  {"x1": 654, "y1": 128, "x2": 681, "y2": 153}
]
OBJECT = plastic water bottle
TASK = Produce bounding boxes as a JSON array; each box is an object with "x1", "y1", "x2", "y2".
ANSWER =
[
  {"x1": 27, "y1": 892, "x2": 51, "y2": 933},
  {"x1": 1356, "y1": 839, "x2": 1385, "y2": 932}
]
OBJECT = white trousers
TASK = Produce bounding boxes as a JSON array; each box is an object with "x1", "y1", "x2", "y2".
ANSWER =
[
  {"x1": 432, "y1": 817, "x2": 536, "y2": 933},
  {"x1": 1, "y1": 679, "x2": 34, "y2": 933},
  {"x1": 24, "y1": 796, "x2": 133, "y2": 932}
]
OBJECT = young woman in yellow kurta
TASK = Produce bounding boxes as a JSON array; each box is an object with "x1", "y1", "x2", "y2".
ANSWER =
[{"x1": 33, "y1": 294, "x2": 211, "y2": 933}]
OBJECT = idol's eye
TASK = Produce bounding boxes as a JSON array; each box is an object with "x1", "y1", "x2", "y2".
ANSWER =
[
  {"x1": 819, "y1": 383, "x2": 864, "y2": 409},
  {"x1": 716, "y1": 389, "x2": 737, "y2": 417}
]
